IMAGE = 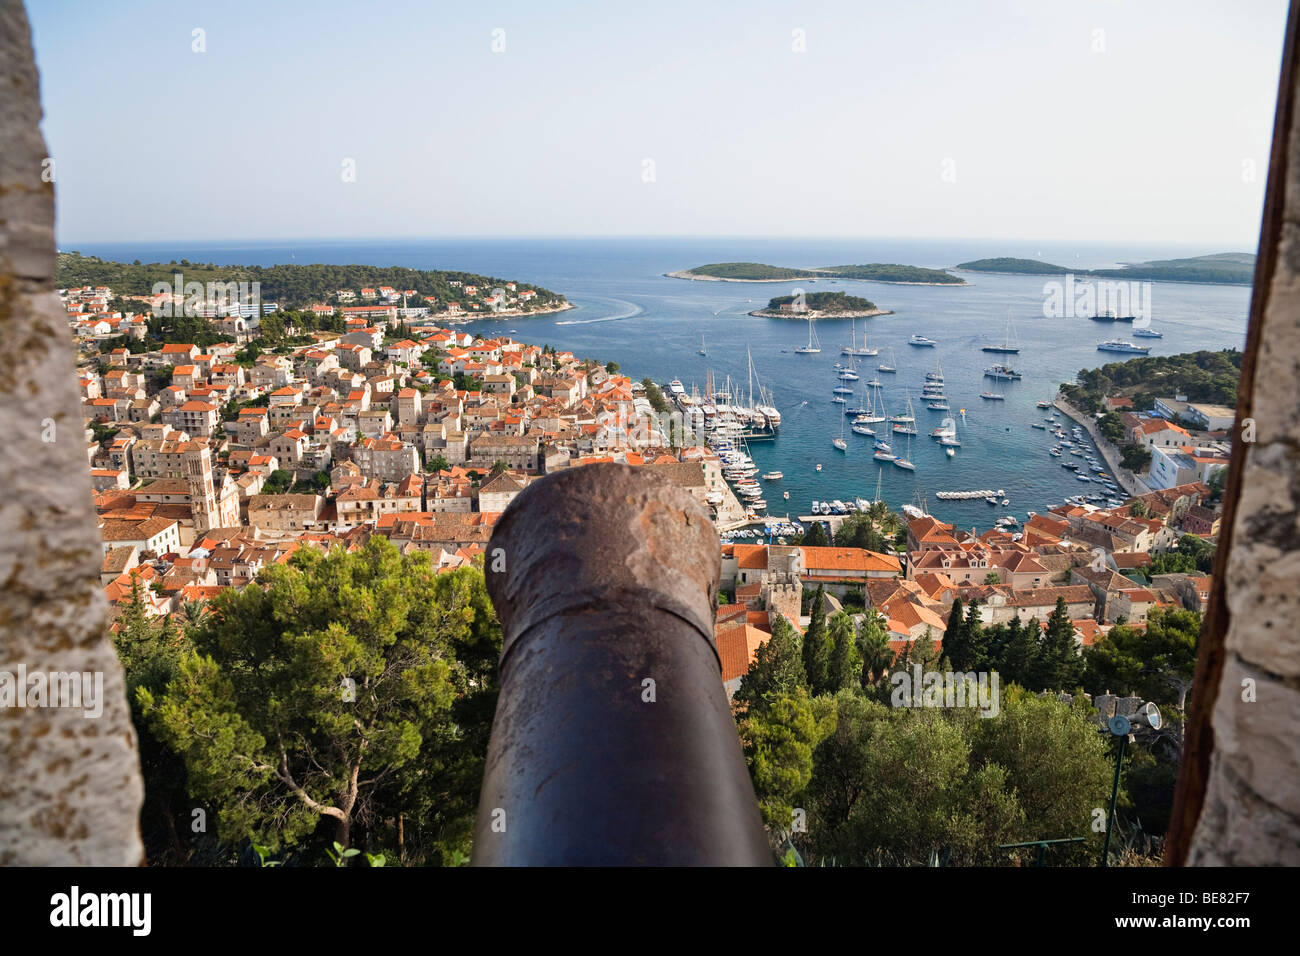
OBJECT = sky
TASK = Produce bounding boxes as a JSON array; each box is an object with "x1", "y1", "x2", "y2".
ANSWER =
[{"x1": 27, "y1": 0, "x2": 1291, "y2": 246}]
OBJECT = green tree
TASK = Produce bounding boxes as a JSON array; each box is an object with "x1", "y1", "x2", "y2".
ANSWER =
[
  {"x1": 426, "y1": 454, "x2": 450, "y2": 474},
  {"x1": 805, "y1": 696, "x2": 1021, "y2": 865},
  {"x1": 141, "y1": 538, "x2": 499, "y2": 861},
  {"x1": 739, "y1": 688, "x2": 836, "y2": 831},
  {"x1": 826, "y1": 612, "x2": 863, "y2": 693},
  {"x1": 1084, "y1": 607, "x2": 1200, "y2": 713},
  {"x1": 263, "y1": 469, "x2": 293, "y2": 494},
  {"x1": 995, "y1": 615, "x2": 1040, "y2": 688},
  {"x1": 801, "y1": 521, "x2": 829, "y2": 547},
  {"x1": 983, "y1": 571, "x2": 1001, "y2": 585},
  {"x1": 856, "y1": 612, "x2": 894, "y2": 688},
  {"x1": 801, "y1": 587, "x2": 833, "y2": 693},
  {"x1": 967, "y1": 688, "x2": 1113, "y2": 865},
  {"x1": 733, "y1": 613, "x2": 807, "y2": 712},
  {"x1": 1029, "y1": 598, "x2": 1084, "y2": 691}
]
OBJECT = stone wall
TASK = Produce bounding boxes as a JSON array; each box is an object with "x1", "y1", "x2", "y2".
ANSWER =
[
  {"x1": 0, "y1": 0, "x2": 145, "y2": 865},
  {"x1": 1174, "y1": 0, "x2": 1300, "y2": 866}
]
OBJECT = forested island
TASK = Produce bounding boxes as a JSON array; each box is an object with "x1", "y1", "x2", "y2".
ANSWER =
[
  {"x1": 956, "y1": 253, "x2": 1255, "y2": 285},
  {"x1": 751, "y1": 291, "x2": 891, "y2": 318},
  {"x1": 668, "y1": 261, "x2": 965, "y2": 284},
  {"x1": 56, "y1": 252, "x2": 569, "y2": 314}
]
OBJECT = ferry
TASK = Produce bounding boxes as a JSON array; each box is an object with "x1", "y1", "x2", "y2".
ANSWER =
[
  {"x1": 1097, "y1": 339, "x2": 1151, "y2": 354},
  {"x1": 908, "y1": 334, "x2": 938, "y2": 347}
]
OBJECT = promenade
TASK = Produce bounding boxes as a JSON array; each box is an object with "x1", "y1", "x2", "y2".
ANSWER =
[{"x1": 1052, "y1": 395, "x2": 1152, "y2": 498}]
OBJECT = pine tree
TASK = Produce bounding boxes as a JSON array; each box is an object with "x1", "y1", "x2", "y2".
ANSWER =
[
  {"x1": 826, "y1": 612, "x2": 863, "y2": 693},
  {"x1": 801, "y1": 587, "x2": 833, "y2": 692},
  {"x1": 1033, "y1": 597, "x2": 1085, "y2": 691},
  {"x1": 941, "y1": 598, "x2": 971, "y2": 669},
  {"x1": 1000, "y1": 616, "x2": 1041, "y2": 688},
  {"x1": 734, "y1": 613, "x2": 808, "y2": 712}
]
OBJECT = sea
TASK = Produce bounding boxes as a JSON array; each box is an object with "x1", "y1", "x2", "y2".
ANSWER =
[{"x1": 71, "y1": 237, "x2": 1251, "y2": 531}]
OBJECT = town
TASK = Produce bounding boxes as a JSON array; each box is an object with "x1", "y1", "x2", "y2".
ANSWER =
[{"x1": 69, "y1": 280, "x2": 1224, "y2": 708}]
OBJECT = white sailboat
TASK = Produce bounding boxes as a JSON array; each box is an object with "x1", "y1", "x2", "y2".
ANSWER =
[
  {"x1": 832, "y1": 413, "x2": 847, "y2": 451},
  {"x1": 698, "y1": 333, "x2": 707, "y2": 356},
  {"x1": 893, "y1": 431, "x2": 916, "y2": 470},
  {"x1": 877, "y1": 347, "x2": 898, "y2": 373},
  {"x1": 842, "y1": 317, "x2": 878, "y2": 356},
  {"x1": 794, "y1": 316, "x2": 821, "y2": 354}
]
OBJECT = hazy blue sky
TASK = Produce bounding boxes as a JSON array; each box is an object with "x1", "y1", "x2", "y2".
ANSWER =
[{"x1": 28, "y1": 0, "x2": 1289, "y2": 246}]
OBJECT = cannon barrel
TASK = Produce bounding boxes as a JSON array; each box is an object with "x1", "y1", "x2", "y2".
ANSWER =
[{"x1": 472, "y1": 463, "x2": 772, "y2": 865}]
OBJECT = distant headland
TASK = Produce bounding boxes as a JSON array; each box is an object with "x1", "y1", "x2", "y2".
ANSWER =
[
  {"x1": 667, "y1": 261, "x2": 967, "y2": 285},
  {"x1": 955, "y1": 253, "x2": 1256, "y2": 286}
]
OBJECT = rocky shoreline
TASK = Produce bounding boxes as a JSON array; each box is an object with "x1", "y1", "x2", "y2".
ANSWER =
[{"x1": 748, "y1": 308, "x2": 894, "y2": 319}]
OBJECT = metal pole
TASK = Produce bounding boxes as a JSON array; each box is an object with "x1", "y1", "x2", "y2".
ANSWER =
[
  {"x1": 472, "y1": 463, "x2": 773, "y2": 865},
  {"x1": 1100, "y1": 733, "x2": 1127, "y2": 867}
]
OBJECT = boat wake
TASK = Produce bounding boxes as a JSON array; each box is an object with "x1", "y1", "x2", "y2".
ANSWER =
[{"x1": 555, "y1": 297, "x2": 644, "y2": 325}]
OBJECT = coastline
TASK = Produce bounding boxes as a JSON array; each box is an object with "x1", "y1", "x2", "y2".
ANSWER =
[
  {"x1": 451, "y1": 301, "x2": 575, "y2": 322},
  {"x1": 1052, "y1": 394, "x2": 1152, "y2": 498},
  {"x1": 748, "y1": 308, "x2": 894, "y2": 319}
]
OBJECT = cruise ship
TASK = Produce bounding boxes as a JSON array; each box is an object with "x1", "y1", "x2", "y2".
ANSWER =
[{"x1": 1096, "y1": 339, "x2": 1151, "y2": 354}]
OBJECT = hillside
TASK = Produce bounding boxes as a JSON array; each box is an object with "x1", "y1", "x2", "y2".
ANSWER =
[
  {"x1": 56, "y1": 252, "x2": 568, "y2": 311},
  {"x1": 682, "y1": 262, "x2": 817, "y2": 281},
  {"x1": 819, "y1": 263, "x2": 965, "y2": 284},
  {"x1": 956, "y1": 253, "x2": 1256, "y2": 285}
]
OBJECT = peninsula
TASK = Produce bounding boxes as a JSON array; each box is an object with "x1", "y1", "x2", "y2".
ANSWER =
[
  {"x1": 668, "y1": 261, "x2": 966, "y2": 285},
  {"x1": 56, "y1": 252, "x2": 571, "y2": 320},
  {"x1": 955, "y1": 253, "x2": 1256, "y2": 285}
]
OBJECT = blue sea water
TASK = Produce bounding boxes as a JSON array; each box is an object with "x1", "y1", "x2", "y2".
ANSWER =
[{"x1": 72, "y1": 237, "x2": 1251, "y2": 529}]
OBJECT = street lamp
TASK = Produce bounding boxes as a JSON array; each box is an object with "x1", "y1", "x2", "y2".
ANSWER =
[{"x1": 1100, "y1": 701, "x2": 1161, "y2": 867}]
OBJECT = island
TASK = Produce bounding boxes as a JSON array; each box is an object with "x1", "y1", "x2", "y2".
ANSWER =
[
  {"x1": 56, "y1": 252, "x2": 572, "y2": 320},
  {"x1": 749, "y1": 291, "x2": 892, "y2": 318},
  {"x1": 956, "y1": 253, "x2": 1256, "y2": 285},
  {"x1": 667, "y1": 261, "x2": 966, "y2": 285}
]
